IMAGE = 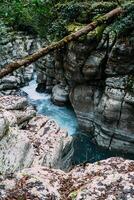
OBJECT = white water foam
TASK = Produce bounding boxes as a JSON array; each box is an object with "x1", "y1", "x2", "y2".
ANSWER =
[{"x1": 21, "y1": 77, "x2": 78, "y2": 135}]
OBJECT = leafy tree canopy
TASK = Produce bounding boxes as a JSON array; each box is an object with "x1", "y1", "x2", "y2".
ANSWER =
[{"x1": 0, "y1": 0, "x2": 134, "y2": 40}]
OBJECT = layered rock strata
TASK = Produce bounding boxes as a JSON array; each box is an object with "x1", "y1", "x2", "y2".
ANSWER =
[
  {"x1": 0, "y1": 95, "x2": 73, "y2": 174},
  {"x1": 0, "y1": 25, "x2": 134, "y2": 154},
  {"x1": 36, "y1": 31, "x2": 134, "y2": 154},
  {"x1": 0, "y1": 22, "x2": 44, "y2": 95},
  {"x1": 70, "y1": 34, "x2": 134, "y2": 154}
]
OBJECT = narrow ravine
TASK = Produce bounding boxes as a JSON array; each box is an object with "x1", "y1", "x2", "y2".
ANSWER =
[
  {"x1": 21, "y1": 76, "x2": 134, "y2": 165},
  {"x1": 0, "y1": 1, "x2": 134, "y2": 199},
  {"x1": 22, "y1": 75, "x2": 78, "y2": 135}
]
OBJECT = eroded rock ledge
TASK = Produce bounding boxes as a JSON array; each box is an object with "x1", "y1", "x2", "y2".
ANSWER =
[
  {"x1": 0, "y1": 22, "x2": 44, "y2": 96},
  {"x1": 0, "y1": 95, "x2": 73, "y2": 174},
  {"x1": 0, "y1": 96, "x2": 134, "y2": 200},
  {"x1": 0, "y1": 21, "x2": 134, "y2": 154},
  {"x1": 36, "y1": 31, "x2": 134, "y2": 154},
  {"x1": 0, "y1": 157, "x2": 134, "y2": 200},
  {"x1": 69, "y1": 33, "x2": 134, "y2": 154}
]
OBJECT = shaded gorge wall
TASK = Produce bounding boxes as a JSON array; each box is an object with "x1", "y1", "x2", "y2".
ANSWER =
[
  {"x1": 21, "y1": 76, "x2": 134, "y2": 167},
  {"x1": 0, "y1": 21, "x2": 134, "y2": 164}
]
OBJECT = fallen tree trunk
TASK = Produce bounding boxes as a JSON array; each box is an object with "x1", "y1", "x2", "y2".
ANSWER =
[{"x1": 0, "y1": 7, "x2": 123, "y2": 79}]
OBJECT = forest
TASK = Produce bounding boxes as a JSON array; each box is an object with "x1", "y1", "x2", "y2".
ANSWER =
[
  {"x1": 0, "y1": 1, "x2": 134, "y2": 200},
  {"x1": 1, "y1": 0, "x2": 134, "y2": 40}
]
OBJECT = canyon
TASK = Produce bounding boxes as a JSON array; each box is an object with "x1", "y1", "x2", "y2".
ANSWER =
[{"x1": 0, "y1": 4, "x2": 134, "y2": 198}]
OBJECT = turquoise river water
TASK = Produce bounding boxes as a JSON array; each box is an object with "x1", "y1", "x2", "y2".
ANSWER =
[{"x1": 22, "y1": 78, "x2": 134, "y2": 164}]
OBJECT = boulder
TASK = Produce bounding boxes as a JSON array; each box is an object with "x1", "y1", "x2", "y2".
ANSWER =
[
  {"x1": 0, "y1": 157, "x2": 134, "y2": 200},
  {"x1": 0, "y1": 95, "x2": 28, "y2": 110},
  {"x1": 70, "y1": 78, "x2": 134, "y2": 154},
  {"x1": 52, "y1": 84, "x2": 69, "y2": 106},
  {"x1": 0, "y1": 127, "x2": 35, "y2": 174}
]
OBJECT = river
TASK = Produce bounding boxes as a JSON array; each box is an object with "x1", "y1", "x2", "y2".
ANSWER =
[
  {"x1": 21, "y1": 77, "x2": 134, "y2": 164},
  {"x1": 22, "y1": 77, "x2": 78, "y2": 135}
]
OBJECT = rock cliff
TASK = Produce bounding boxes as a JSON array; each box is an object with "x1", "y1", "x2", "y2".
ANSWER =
[
  {"x1": 0, "y1": 1, "x2": 134, "y2": 199},
  {"x1": 69, "y1": 32, "x2": 134, "y2": 154},
  {"x1": 0, "y1": 22, "x2": 44, "y2": 95},
  {"x1": 36, "y1": 30, "x2": 134, "y2": 154},
  {"x1": 1, "y1": 22, "x2": 133, "y2": 154}
]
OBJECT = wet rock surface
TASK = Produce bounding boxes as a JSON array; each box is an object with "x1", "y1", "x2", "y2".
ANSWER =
[
  {"x1": 70, "y1": 33, "x2": 134, "y2": 154},
  {"x1": 34, "y1": 30, "x2": 134, "y2": 154},
  {"x1": 0, "y1": 157, "x2": 133, "y2": 200},
  {"x1": 52, "y1": 84, "x2": 69, "y2": 106},
  {"x1": 1, "y1": 21, "x2": 133, "y2": 154}
]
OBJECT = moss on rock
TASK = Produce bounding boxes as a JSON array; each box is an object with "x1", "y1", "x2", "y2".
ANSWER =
[
  {"x1": 0, "y1": 0, "x2": 134, "y2": 40},
  {"x1": 66, "y1": 23, "x2": 85, "y2": 33}
]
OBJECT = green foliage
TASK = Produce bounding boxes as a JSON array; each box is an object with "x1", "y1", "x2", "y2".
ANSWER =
[
  {"x1": 69, "y1": 190, "x2": 78, "y2": 200},
  {"x1": 55, "y1": 1, "x2": 91, "y2": 23},
  {"x1": 0, "y1": 0, "x2": 134, "y2": 40},
  {"x1": 0, "y1": 0, "x2": 54, "y2": 35},
  {"x1": 109, "y1": 1, "x2": 134, "y2": 35},
  {"x1": 90, "y1": 1, "x2": 117, "y2": 19}
]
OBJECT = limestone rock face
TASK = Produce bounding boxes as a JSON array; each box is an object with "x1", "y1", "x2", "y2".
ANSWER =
[
  {"x1": 34, "y1": 31, "x2": 134, "y2": 154},
  {"x1": 0, "y1": 113, "x2": 8, "y2": 139},
  {"x1": 0, "y1": 22, "x2": 44, "y2": 94},
  {"x1": 36, "y1": 53, "x2": 55, "y2": 92},
  {"x1": 70, "y1": 84, "x2": 99, "y2": 132},
  {"x1": 70, "y1": 77, "x2": 134, "y2": 154},
  {"x1": 82, "y1": 51, "x2": 106, "y2": 79},
  {"x1": 0, "y1": 127, "x2": 35, "y2": 174},
  {"x1": 0, "y1": 95, "x2": 28, "y2": 110},
  {"x1": 52, "y1": 84, "x2": 69, "y2": 106},
  {"x1": 69, "y1": 33, "x2": 134, "y2": 154},
  {"x1": 0, "y1": 96, "x2": 73, "y2": 175},
  {"x1": 0, "y1": 157, "x2": 134, "y2": 200}
]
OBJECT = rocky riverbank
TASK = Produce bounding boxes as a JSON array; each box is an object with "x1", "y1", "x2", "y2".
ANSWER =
[
  {"x1": 36, "y1": 30, "x2": 134, "y2": 154},
  {"x1": 0, "y1": 157, "x2": 134, "y2": 199},
  {"x1": 0, "y1": 96, "x2": 134, "y2": 200},
  {"x1": 0, "y1": 95, "x2": 73, "y2": 174},
  {"x1": 0, "y1": 19, "x2": 134, "y2": 154},
  {"x1": 0, "y1": 1, "x2": 134, "y2": 199}
]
